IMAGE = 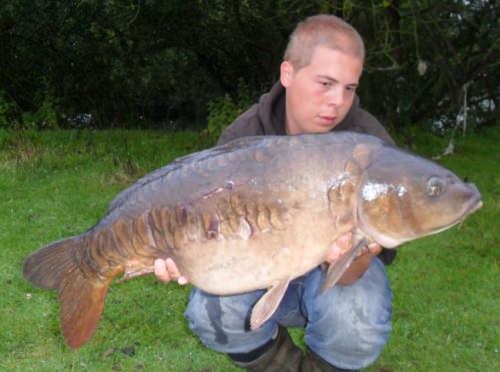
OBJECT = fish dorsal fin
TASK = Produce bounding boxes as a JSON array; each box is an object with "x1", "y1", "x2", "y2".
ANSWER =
[
  {"x1": 320, "y1": 237, "x2": 368, "y2": 293},
  {"x1": 250, "y1": 278, "x2": 291, "y2": 330}
]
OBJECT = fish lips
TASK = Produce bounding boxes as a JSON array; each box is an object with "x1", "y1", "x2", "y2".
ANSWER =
[
  {"x1": 425, "y1": 182, "x2": 482, "y2": 236},
  {"x1": 462, "y1": 182, "x2": 483, "y2": 216}
]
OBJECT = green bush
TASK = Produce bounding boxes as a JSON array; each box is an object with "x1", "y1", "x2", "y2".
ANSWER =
[
  {"x1": 0, "y1": 91, "x2": 19, "y2": 129},
  {"x1": 20, "y1": 94, "x2": 61, "y2": 129},
  {"x1": 205, "y1": 95, "x2": 241, "y2": 142},
  {"x1": 0, "y1": 91, "x2": 61, "y2": 130},
  {"x1": 204, "y1": 81, "x2": 255, "y2": 143}
]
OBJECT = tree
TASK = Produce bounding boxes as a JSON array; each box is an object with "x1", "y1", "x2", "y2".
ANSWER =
[{"x1": 0, "y1": 0, "x2": 498, "y2": 130}]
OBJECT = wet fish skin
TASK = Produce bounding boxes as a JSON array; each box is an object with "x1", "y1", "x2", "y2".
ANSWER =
[{"x1": 22, "y1": 132, "x2": 482, "y2": 349}]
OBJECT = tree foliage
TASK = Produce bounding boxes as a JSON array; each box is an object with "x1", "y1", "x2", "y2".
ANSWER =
[{"x1": 0, "y1": 0, "x2": 498, "y2": 130}]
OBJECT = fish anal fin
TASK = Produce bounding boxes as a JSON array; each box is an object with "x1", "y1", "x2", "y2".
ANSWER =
[
  {"x1": 250, "y1": 279, "x2": 290, "y2": 330},
  {"x1": 320, "y1": 238, "x2": 367, "y2": 293}
]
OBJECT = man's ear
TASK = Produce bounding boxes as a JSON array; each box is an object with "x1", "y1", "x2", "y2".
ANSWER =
[{"x1": 280, "y1": 61, "x2": 294, "y2": 87}]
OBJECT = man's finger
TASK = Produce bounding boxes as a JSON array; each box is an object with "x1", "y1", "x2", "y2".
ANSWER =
[
  {"x1": 154, "y1": 258, "x2": 171, "y2": 282},
  {"x1": 324, "y1": 242, "x2": 341, "y2": 263},
  {"x1": 165, "y1": 258, "x2": 188, "y2": 285},
  {"x1": 323, "y1": 232, "x2": 353, "y2": 263},
  {"x1": 368, "y1": 243, "x2": 383, "y2": 256},
  {"x1": 336, "y1": 232, "x2": 353, "y2": 253},
  {"x1": 165, "y1": 258, "x2": 180, "y2": 277}
]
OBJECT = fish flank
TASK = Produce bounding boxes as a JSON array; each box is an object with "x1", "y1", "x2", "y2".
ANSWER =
[
  {"x1": 148, "y1": 209, "x2": 170, "y2": 250},
  {"x1": 257, "y1": 204, "x2": 271, "y2": 232},
  {"x1": 111, "y1": 219, "x2": 138, "y2": 259},
  {"x1": 87, "y1": 234, "x2": 113, "y2": 276},
  {"x1": 134, "y1": 213, "x2": 159, "y2": 256},
  {"x1": 205, "y1": 214, "x2": 220, "y2": 239}
]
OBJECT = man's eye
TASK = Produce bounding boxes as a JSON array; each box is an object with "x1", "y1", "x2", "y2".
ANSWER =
[
  {"x1": 320, "y1": 81, "x2": 332, "y2": 88},
  {"x1": 346, "y1": 86, "x2": 357, "y2": 92}
]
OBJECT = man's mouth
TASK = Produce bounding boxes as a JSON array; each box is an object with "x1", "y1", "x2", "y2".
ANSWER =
[{"x1": 318, "y1": 115, "x2": 336, "y2": 124}]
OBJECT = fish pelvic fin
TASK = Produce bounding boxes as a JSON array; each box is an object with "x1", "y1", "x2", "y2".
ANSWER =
[
  {"x1": 320, "y1": 237, "x2": 367, "y2": 293},
  {"x1": 23, "y1": 236, "x2": 111, "y2": 349},
  {"x1": 250, "y1": 278, "x2": 290, "y2": 330}
]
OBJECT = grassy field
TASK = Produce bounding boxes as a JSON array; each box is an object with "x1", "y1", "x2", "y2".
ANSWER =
[{"x1": 0, "y1": 127, "x2": 498, "y2": 371}]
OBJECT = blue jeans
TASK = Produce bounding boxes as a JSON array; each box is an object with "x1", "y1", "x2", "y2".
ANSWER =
[{"x1": 185, "y1": 257, "x2": 392, "y2": 370}]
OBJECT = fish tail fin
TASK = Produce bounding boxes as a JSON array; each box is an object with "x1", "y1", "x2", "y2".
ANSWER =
[{"x1": 23, "y1": 236, "x2": 111, "y2": 349}]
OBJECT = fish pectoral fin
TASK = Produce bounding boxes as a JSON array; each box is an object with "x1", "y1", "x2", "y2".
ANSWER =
[
  {"x1": 250, "y1": 279, "x2": 291, "y2": 330},
  {"x1": 320, "y1": 238, "x2": 367, "y2": 293}
]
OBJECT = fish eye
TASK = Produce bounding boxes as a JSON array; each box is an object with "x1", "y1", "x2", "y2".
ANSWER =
[{"x1": 427, "y1": 176, "x2": 446, "y2": 197}]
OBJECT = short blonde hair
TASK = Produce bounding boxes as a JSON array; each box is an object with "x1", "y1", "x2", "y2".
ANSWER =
[{"x1": 283, "y1": 14, "x2": 365, "y2": 70}]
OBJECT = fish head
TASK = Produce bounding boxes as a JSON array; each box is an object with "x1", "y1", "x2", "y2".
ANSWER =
[{"x1": 356, "y1": 147, "x2": 482, "y2": 248}]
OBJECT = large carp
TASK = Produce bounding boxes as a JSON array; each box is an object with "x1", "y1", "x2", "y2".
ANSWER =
[{"x1": 23, "y1": 132, "x2": 482, "y2": 349}]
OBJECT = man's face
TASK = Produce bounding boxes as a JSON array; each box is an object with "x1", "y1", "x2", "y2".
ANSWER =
[{"x1": 280, "y1": 46, "x2": 363, "y2": 135}]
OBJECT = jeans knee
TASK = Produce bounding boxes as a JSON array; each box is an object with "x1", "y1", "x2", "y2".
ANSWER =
[
  {"x1": 184, "y1": 288, "x2": 276, "y2": 353},
  {"x1": 304, "y1": 258, "x2": 392, "y2": 369}
]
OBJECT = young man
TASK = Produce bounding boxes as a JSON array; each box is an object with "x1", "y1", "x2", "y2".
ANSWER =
[{"x1": 155, "y1": 15, "x2": 395, "y2": 371}]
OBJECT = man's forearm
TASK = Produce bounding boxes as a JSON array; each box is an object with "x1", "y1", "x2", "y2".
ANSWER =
[{"x1": 336, "y1": 252, "x2": 374, "y2": 286}]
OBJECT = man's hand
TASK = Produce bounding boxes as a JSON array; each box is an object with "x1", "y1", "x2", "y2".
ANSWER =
[
  {"x1": 323, "y1": 232, "x2": 353, "y2": 263},
  {"x1": 153, "y1": 258, "x2": 188, "y2": 285},
  {"x1": 323, "y1": 232, "x2": 382, "y2": 285}
]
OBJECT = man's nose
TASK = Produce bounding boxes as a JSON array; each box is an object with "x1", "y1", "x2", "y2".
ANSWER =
[{"x1": 327, "y1": 86, "x2": 344, "y2": 106}]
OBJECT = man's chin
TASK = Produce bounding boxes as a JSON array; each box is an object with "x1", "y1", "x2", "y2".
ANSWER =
[{"x1": 315, "y1": 120, "x2": 340, "y2": 132}]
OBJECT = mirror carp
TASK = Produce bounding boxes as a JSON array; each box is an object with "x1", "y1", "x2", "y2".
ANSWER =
[{"x1": 23, "y1": 132, "x2": 482, "y2": 349}]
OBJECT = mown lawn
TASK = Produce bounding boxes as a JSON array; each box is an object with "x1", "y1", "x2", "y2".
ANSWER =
[{"x1": 0, "y1": 127, "x2": 498, "y2": 371}]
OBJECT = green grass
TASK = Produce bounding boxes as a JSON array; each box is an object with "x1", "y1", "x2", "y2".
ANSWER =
[{"x1": 0, "y1": 127, "x2": 498, "y2": 371}]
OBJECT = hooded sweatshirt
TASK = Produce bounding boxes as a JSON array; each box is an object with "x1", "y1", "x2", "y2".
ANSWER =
[{"x1": 217, "y1": 82, "x2": 396, "y2": 264}]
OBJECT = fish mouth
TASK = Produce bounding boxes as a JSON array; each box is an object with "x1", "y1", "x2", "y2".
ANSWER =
[
  {"x1": 464, "y1": 183, "x2": 483, "y2": 215},
  {"x1": 467, "y1": 199, "x2": 483, "y2": 215},
  {"x1": 459, "y1": 185, "x2": 483, "y2": 219},
  {"x1": 429, "y1": 195, "x2": 483, "y2": 236}
]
